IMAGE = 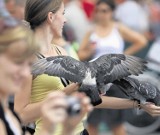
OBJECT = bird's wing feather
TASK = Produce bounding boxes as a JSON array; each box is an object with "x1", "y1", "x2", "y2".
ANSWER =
[
  {"x1": 90, "y1": 54, "x2": 147, "y2": 84},
  {"x1": 113, "y1": 77, "x2": 138, "y2": 99},
  {"x1": 137, "y1": 81, "x2": 157, "y2": 99},
  {"x1": 32, "y1": 56, "x2": 87, "y2": 83},
  {"x1": 118, "y1": 77, "x2": 157, "y2": 99}
]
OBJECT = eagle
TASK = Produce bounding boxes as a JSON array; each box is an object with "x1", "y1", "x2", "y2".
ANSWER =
[{"x1": 32, "y1": 54, "x2": 147, "y2": 106}]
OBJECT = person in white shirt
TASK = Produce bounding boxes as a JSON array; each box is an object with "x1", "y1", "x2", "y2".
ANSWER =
[{"x1": 114, "y1": 0, "x2": 149, "y2": 33}]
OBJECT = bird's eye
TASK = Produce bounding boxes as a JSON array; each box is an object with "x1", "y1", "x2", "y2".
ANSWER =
[{"x1": 70, "y1": 64, "x2": 74, "y2": 68}]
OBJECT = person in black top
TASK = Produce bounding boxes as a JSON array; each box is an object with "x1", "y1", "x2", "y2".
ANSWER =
[{"x1": 0, "y1": 17, "x2": 38, "y2": 135}]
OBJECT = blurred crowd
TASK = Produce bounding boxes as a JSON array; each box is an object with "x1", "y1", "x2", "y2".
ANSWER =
[
  {"x1": 4, "y1": 1, "x2": 160, "y2": 56},
  {"x1": 1, "y1": 0, "x2": 160, "y2": 135}
]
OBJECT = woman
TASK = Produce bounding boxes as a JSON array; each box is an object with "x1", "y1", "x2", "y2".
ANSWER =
[
  {"x1": 14, "y1": 0, "x2": 91, "y2": 135},
  {"x1": 0, "y1": 8, "x2": 93, "y2": 135},
  {"x1": 78, "y1": 0, "x2": 147, "y2": 61},
  {"x1": 0, "y1": 15, "x2": 38, "y2": 135},
  {"x1": 14, "y1": 0, "x2": 160, "y2": 135},
  {"x1": 0, "y1": 15, "x2": 68, "y2": 135}
]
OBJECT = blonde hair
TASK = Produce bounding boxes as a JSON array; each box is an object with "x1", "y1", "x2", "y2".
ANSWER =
[
  {"x1": 0, "y1": 25, "x2": 39, "y2": 58},
  {"x1": 25, "y1": 0, "x2": 63, "y2": 30}
]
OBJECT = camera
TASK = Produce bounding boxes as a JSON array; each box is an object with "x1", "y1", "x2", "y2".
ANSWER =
[{"x1": 66, "y1": 96, "x2": 81, "y2": 116}]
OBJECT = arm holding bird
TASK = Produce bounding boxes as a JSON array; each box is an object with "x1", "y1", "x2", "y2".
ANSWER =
[{"x1": 31, "y1": 54, "x2": 160, "y2": 116}]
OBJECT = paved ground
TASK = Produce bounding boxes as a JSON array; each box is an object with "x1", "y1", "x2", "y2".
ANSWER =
[
  {"x1": 100, "y1": 132, "x2": 160, "y2": 135},
  {"x1": 95, "y1": 120, "x2": 160, "y2": 135}
]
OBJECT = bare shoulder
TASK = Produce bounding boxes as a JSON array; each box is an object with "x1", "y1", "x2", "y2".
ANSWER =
[
  {"x1": 115, "y1": 22, "x2": 127, "y2": 31},
  {"x1": 115, "y1": 22, "x2": 136, "y2": 36},
  {"x1": 82, "y1": 28, "x2": 94, "y2": 40}
]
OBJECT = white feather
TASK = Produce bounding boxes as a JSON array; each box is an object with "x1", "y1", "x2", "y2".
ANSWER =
[{"x1": 83, "y1": 69, "x2": 96, "y2": 85}]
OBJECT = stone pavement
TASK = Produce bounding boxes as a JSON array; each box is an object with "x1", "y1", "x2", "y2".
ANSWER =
[{"x1": 100, "y1": 132, "x2": 160, "y2": 135}]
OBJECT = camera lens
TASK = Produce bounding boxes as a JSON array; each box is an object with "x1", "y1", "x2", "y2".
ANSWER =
[{"x1": 66, "y1": 96, "x2": 81, "y2": 116}]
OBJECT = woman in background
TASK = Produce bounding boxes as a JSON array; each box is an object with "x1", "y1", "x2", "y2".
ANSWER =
[
  {"x1": 78, "y1": 0, "x2": 147, "y2": 61},
  {"x1": 78, "y1": 0, "x2": 147, "y2": 135}
]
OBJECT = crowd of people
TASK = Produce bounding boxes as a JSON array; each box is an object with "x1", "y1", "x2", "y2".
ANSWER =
[{"x1": 0, "y1": 0, "x2": 160, "y2": 135}]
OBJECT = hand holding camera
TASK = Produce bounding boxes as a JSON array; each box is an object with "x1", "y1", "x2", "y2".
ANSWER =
[{"x1": 40, "y1": 92, "x2": 93, "y2": 134}]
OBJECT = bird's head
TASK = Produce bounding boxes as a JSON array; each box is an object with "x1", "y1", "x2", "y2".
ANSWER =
[
  {"x1": 79, "y1": 84, "x2": 102, "y2": 106},
  {"x1": 79, "y1": 84, "x2": 98, "y2": 92}
]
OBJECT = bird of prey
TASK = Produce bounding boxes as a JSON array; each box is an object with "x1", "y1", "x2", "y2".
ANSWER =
[
  {"x1": 32, "y1": 54, "x2": 147, "y2": 106},
  {"x1": 113, "y1": 77, "x2": 160, "y2": 105}
]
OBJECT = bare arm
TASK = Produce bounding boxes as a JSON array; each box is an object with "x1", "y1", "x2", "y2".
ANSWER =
[
  {"x1": 14, "y1": 75, "x2": 80, "y2": 124},
  {"x1": 14, "y1": 45, "x2": 79, "y2": 124},
  {"x1": 14, "y1": 75, "x2": 43, "y2": 124},
  {"x1": 39, "y1": 92, "x2": 93, "y2": 135},
  {"x1": 96, "y1": 96, "x2": 136, "y2": 109},
  {"x1": 78, "y1": 31, "x2": 95, "y2": 61},
  {"x1": 118, "y1": 23, "x2": 147, "y2": 55},
  {"x1": 95, "y1": 96, "x2": 160, "y2": 117}
]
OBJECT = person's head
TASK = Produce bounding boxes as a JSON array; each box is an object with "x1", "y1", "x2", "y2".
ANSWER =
[
  {"x1": 95, "y1": 0, "x2": 116, "y2": 24},
  {"x1": 25, "y1": 0, "x2": 66, "y2": 38},
  {"x1": 0, "y1": 24, "x2": 39, "y2": 97},
  {"x1": 114, "y1": 0, "x2": 125, "y2": 5},
  {"x1": 12, "y1": 0, "x2": 27, "y2": 20},
  {"x1": 5, "y1": 0, "x2": 16, "y2": 15}
]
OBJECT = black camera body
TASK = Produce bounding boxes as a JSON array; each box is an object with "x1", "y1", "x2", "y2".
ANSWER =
[{"x1": 66, "y1": 96, "x2": 81, "y2": 116}]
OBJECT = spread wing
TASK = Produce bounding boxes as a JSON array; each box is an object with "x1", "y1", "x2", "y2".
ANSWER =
[
  {"x1": 90, "y1": 54, "x2": 147, "y2": 84},
  {"x1": 32, "y1": 56, "x2": 87, "y2": 83}
]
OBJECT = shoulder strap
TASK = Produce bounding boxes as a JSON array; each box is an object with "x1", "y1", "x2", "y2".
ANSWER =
[
  {"x1": 35, "y1": 52, "x2": 45, "y2": 59},
  {"x1": 53, "y1": 45, "x2": 70, "y2": 87},
  {"x1": 36, "y1": 48, "x2": 70, "y2": 87},
  {"x1": 54, "y1": 45, "x2": 62, "y2": 55},
  {"x1": 0, "y1": 103, "x2": 15, "y2": 135},
  {"x1": 12, "y1": 111, "x2": 21, "y2": 124},
  {"x1": 60, "y1": 77, "x2": 70, "y2": 87}
]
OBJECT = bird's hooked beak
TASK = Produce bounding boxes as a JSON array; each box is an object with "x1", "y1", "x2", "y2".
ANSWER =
[
  {"x1": 98, "y1": 89, "x2": 106, "y2": 96},
  {"x1": 86, "y1": 87, "x2": 102, "y2": 106}
]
